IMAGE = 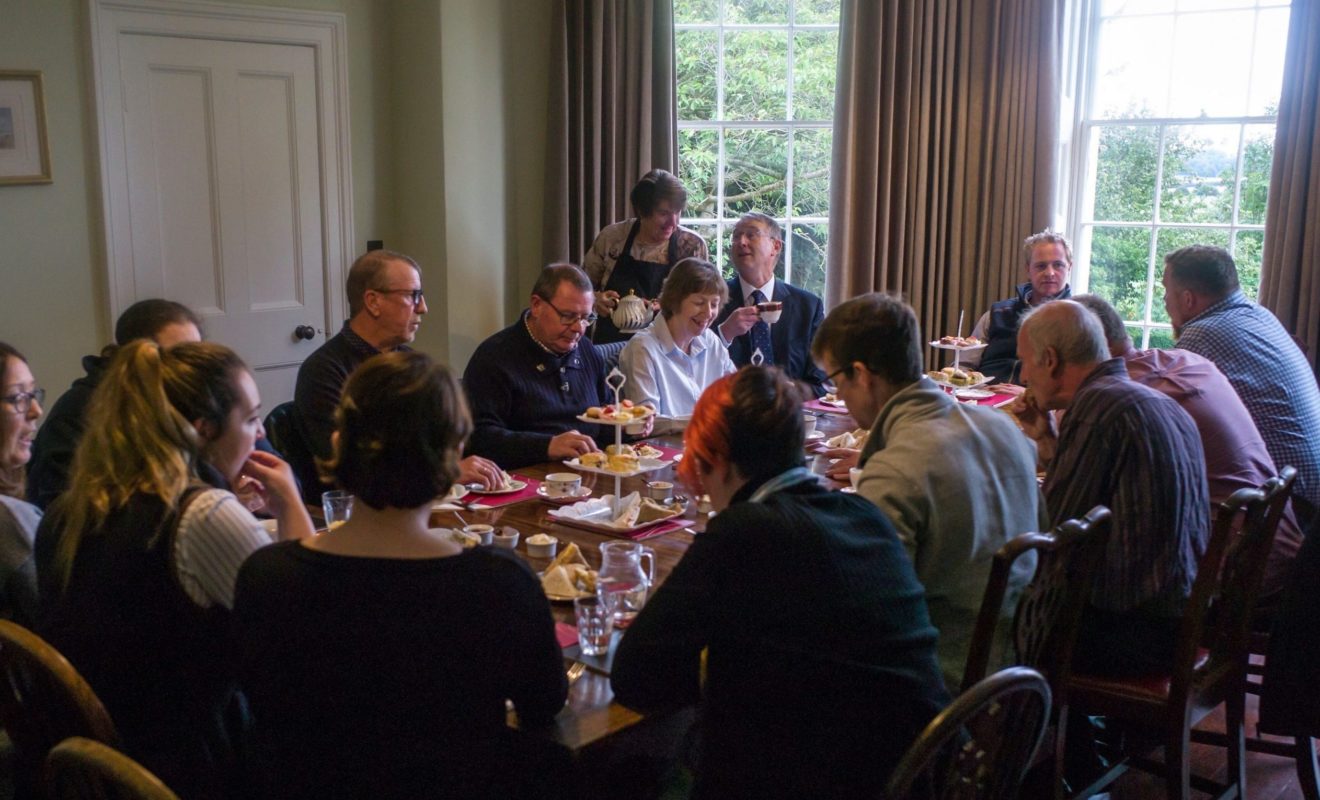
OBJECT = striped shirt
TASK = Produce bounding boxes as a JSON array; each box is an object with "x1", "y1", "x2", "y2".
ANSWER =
[
  {"x1": 1044, "y1": 358, "x2": 1209, "y2": 615},
  {"x1": 173, "y1": 489, "x2": 272, "y2": 609},
  {"x1": 1174, "y1": 290, "x2": 1320, "y2": 520}
]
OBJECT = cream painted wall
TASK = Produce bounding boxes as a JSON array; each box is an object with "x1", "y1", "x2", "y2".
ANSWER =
[{"x1": 0, "y1": 0, "x2": 551, "y2": 402}]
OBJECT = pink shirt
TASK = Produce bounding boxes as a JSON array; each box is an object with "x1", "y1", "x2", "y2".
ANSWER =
[{"x1": 1124, "y1": 347, "x2": 1302, "y2": 595}]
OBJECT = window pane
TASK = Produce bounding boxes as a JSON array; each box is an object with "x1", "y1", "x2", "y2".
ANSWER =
[
  {"x1": 675, "y1": 0, "x2": 718, "y2": 24},
  {"x1": 791, "y1": 223, "x2": 829, "y2": 299},
  {"x1": 677, "y1": 30, "x2": 719, "y2": 121},
  {"x1": 1168, "y1": 11, "x2": 1254, "y2": 117},
  {"x1": 1148, "y1": 328, "x2": 1176, "y2": 349},
  {"x1": 1101, "y1": 0, "x2": 1175, "y2": 14},
  {"x1": 792, "y1": 129, "x2": 831, "y2": 216},
  {"x1": 1159, "y1": 124, "x2": 1239, "y2": 224},
  {"x1": 1094, "y1": 125, "x2": 1159, "y2": 222},
  {"x1": 1234, "y1": 230, "x2": 1264, "y2": 301},
  {"x1": 678, "y1": 129, "x2": 719, "y2": 219},
  {"x1": 726, "y1": 0, "x2": 788, "y2": 24},
  {"x1": 793, "y1": 32, "x2": 838, "y2": 121},
  {"x1": 1249, "y1": 8, "x2": 1290, "y2": 114},
  {"x1": 724, "y1": 128, "x2": 788, "y2": 217},
  {"x1": 687, "y1": 223, "x2": 722, "y2": 272},
  {"x1": 795, "y1": 0, "x2": 841, "y2": 24},
  {"x1": 1177, "y1": 0, "x2": 1256, "y2": 10},
  {"x1": 1089, "y1": 226, "x2": 1153, "y2": 323},
  {"x1": 1238, "y1": 124, "x2": 1275, "y2": 224},
  {"x1": 725, "y1": 31, "x2": 788, "y2": 121},
  {"x1": 1152, "y1": 227, "x2": 1231, "y2": 323},
  {"x1": 1093, "y1": 16, "x2": 1174, "y2": 118}
]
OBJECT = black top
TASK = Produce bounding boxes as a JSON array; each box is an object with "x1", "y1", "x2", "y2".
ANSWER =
[
  {"x1": 611, "y1": 475, "x2": 950, "y2": 799},
  {"x1": 463, "y1": 314, "x2": 609, "y2": 468},
  {"x1": 37, "y1": 489, "x2": 243, "y2": 800},
  {"x1": 292, "y1": 323, "x2": 407, "y2": 499},
  {"x1": 233, "y1": 541, "x2": 569, "y2": 799},
  {"x1": 714, "y1": 277, "x2": 829, "y2": 397},
  {"x1": 593, "y1": 219, "x2": 679, "y2": 344},
  {"x1": 26, "y1": 354, "x2": 109, "y2": 510},
  {"x1": 979, "y1": 281, "x2": 1073, "y2": 383}
]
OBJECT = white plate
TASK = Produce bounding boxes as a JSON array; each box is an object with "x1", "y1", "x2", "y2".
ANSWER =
[
  {"x1": 805, "y1": 430, "x2": 826, "y2": 442},
  {"x1": 953, "y1": 387, "x2": 996, "y2": 400},
  {"x1": 930, "y1": 375, "x2": 994, "y2": 391},
  {"x1": 840, "y1": 486, "x2": 858, "y2": 494},
  {"x1": 468, "y1": 479, "x2": 528, "y2": 495},
  {"x1": 563, "y1": 457, "x2": 669, "y2": 478},
  {"x1": 817, "y1": 397, "x2": 847, "y2": 407},
  {"x1": 576, "y1": 406, "x2": 655, "y2": 426},
  {"x1": 928, "y1": 340, "x2": 988, "y2": 352},
  {"x1": 537, "y1": 485, "x2": 593, "y2": 504}
]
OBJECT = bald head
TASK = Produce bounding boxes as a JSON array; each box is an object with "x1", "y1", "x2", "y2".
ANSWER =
[{"x1": 1019, "y1": 300, "x2": 1109, "y2": 370}]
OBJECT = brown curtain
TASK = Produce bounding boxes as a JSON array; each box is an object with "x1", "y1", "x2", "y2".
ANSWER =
[
  {"x1": 827, "y1": 0, "x2": 1062, "y2": 356},
  {"x1": 543, "y1": 0, "x2": 677, "y2": 266},
  {"x1": 1260, "y1": 0, "x2": 1320, "y2": 370}
]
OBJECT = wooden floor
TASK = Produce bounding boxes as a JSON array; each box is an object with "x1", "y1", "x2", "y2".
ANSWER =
[{"x1": 1086, "y1": 694, "x2": 1311, "y2": 799}]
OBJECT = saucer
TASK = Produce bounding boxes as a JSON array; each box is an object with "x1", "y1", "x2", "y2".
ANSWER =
[{"x1": 537, "y1": 485, "x2": 593, "y2": 504}]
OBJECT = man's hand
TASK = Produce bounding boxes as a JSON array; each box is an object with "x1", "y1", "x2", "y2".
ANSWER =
[
  {"x1": 548, "y1": 430, "x2": 599, "y2": 460},
  {"x1": 458, "y1": 455, "x2": 503, "y2": 490},
  {"x1": 718, "y1": 305, "x2": 761, "y2": 342},
  {"x1": 594, "y1": 290, "x2": 621, "y2": 318},
  {"x1": 822, "y1": 448, "x2": 861, "y2": 481}
]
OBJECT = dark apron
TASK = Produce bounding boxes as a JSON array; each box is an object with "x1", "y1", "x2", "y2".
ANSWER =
[{"x1": 593, "y1": 220, "x2": 679, "y2": 344}]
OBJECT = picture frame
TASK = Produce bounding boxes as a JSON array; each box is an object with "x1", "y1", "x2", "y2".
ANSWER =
[{"x1": 0, "y1": 70, "x2": 52, "y2": 185}]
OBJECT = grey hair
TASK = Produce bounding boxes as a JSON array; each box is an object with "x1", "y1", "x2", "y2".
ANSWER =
[{"x1": 1019, "y1": 300, "x2": 1108, "y2": 368}]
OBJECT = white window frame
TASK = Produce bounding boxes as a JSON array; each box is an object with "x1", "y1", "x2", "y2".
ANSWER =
[
  {"x1": 1065, "y1": 0, "x2": 1286, "y2": 348},
  {"x1": 675, "y1": 0, "x2": 838, "y2": 294}
]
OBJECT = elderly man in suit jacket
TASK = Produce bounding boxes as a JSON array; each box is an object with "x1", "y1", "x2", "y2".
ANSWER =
[{"x1": 714, "y1": 212, "x2": 829, "y2": 397}]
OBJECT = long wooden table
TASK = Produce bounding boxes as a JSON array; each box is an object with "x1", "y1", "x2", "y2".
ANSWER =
[{"x1": 425, "y1": 412, "x2": 861, "y2": 754}]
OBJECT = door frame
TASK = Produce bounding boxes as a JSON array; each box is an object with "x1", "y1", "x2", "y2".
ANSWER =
[{"x1": 88, "y1": 0, "x2": 353, "y2": 337}]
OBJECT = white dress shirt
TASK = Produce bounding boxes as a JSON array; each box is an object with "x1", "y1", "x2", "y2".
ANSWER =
[{"x1": 619, "y1": 316, "x2": 736, "y2": 429}]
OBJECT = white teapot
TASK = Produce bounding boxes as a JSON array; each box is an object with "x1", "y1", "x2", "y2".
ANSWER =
[{"x1": 611, "y1": 290, "x2": 652, "y2": 333}]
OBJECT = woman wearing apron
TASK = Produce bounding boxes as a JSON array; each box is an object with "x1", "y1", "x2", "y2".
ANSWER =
[{"x1": 583, "y1": 169, "x2": 709, "y2": 344}]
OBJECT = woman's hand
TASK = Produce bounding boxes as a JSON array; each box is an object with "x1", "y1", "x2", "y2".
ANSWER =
[
  {"x1": 240, "y1": 450, "x2": 315, "y2": 539},
  {"x1": 458, "y1": 455, "x2": 503, "y2": 490},
  {"x1": 595, "y1": 290, "x2": 621, "y2": 318}
]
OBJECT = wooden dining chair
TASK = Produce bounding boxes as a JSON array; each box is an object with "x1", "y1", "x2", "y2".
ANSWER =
[
  {"x1": 960, "y1": 505, "x2": 1113, "y2": 694},
  {"x1": 886, "y1": 666, "x2": 1052, "y2": 800},
  {"x1": 0, "y1": 620, "x2": 120, "y2": 797},
  {"x1": 45, "y1": 737, "x2": 180, "y2": 800},
  {"x1": 1059, "y1": 484, "x2": 1276, "y2": 800}
]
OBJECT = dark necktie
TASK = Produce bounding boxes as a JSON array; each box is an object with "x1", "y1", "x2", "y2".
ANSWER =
[{"x1": 750, "y1": 289, "x2": 775, "y2": 366}]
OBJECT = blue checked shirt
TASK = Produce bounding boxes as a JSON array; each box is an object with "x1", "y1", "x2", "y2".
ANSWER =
[{"x1": 1175, "y1": 290, "x2": 1320, "y2": 518}]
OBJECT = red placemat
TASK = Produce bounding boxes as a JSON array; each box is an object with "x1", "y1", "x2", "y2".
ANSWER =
[
  {"x1": 469, "y1": 477, "x2": 542, "y2": 508},
  {"x1": 804, "y1": 399, "x2": 850, "y2": 415},
  {"x1": 623, "y1": 519, "x2": 692, "y2": 541},
  {"x1": 555, "y1": 622, "x2": 579, "y2": 649},
  {"x1": 977, "y1": 392, "x2": 1018, "y2": 407}
]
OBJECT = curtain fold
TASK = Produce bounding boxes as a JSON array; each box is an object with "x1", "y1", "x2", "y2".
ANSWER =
[
  {"x1": 543, "y1": 0, "x2": 677, "y2": 267},
  {"x1": 828, "y1": 0, "x2": 1061, "y2": 356},
  {"x1": 1260, "y1": 0, "x2": 1320, "y2": 369}
]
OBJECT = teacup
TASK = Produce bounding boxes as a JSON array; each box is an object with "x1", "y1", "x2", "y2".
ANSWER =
[
  {"x1": 646, "y1": 480, "x2": 674, "y2": 503},
  {"x1": 849, "y1": 467, "x2": 863, "y2": 489},
  {"x1": 462, "y1": 524, "x2": 494, "y2": 546},
  {"x1": 803, "y1": 413, "x2": 818, "y2": 435},
  {"x1": 544, "y1": 472, "x2": 583, "y2": 498},
  {"x1": 757, "y1": 300, "x2": 783, "y2": 324}
]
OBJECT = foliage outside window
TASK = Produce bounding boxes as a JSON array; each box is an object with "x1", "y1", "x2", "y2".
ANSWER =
[
  {"x1": 675, "y1": 0, "x2": 840, "y2": 300},
  {"x1": 1072, "y1": 0, "x2": 1290, "y2": 348}
]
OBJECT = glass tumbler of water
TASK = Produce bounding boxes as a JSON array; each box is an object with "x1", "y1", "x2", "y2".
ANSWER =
[
  {"x1": 573, "y1": 595, "x2": 613, "y2": 657},
  {"x1": 321, "y1": 490, "x2": 354, "y2": 531}
]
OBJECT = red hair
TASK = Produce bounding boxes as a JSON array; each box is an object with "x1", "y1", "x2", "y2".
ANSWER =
[{"x1": 677, "y1": 372, "x2": 735, "y2": 494}]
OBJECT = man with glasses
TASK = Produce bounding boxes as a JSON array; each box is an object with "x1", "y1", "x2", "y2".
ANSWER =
[
  {"x1": 294, "y1": 250, "x2": 503, "y2": 497},
  {"x1": 812, "y1": 293, "x2": 1043, "y2": 688},
  {"x1": 464, "y1": 263, "x2": 650, "y2": 468}
]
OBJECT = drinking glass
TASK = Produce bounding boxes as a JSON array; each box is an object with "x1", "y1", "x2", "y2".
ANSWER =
[
  {"x1": 321, "y1": 490, "x2": 354, "y2": 530},
  {"x1": 573, "y1": 596, "x2": 613, "y2": 656}
]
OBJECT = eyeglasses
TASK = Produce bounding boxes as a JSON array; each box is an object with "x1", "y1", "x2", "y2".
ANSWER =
[
  {"x1": 376, "y1": 288, "x2": 425, "y2": 306},
  {"x1": 2, "y1": 388, "x2": 45, "y2": 414},
  {"x1": 825, "y1": 367, "x2": 850, "y2": 384},
  {"x1": 541, "y1": 298, "x2": 598, "y2": 327}
]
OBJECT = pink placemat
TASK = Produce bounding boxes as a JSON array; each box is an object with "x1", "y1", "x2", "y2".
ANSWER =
[
  {"x1": 977, "y1": 392, "x2": 1018, "y2": 407},
  {"x1": 804, "y1": 398, "x2": 850, "y2": 415},
  {"x1": 623, "y1": 519, "x2": 692, "y2": 541},
  {"x1": 555, "y1": 622, "x2": 579, "y2": 649},
  {"x1": 469, "y1": 477, "x2": 542, "y2": 508}
]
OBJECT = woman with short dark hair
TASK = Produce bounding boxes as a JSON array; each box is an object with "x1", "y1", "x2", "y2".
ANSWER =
[
  {"x1": 611, "y1": 367, "x2": 950, "y2": 799},
  {"x1": 234, "y1": 351, "x2": 568, "y2": 799},
  {"x1": 618, "y1": 257, "x2": 734, "y2": 432},
  {"x1": 583, "y1": 169, "x2": 710, "y2": 343}
]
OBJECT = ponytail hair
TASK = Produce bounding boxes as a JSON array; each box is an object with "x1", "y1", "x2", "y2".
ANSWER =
[{"x1": 50, "y1": 340, "x2": 248, "y2": 590}]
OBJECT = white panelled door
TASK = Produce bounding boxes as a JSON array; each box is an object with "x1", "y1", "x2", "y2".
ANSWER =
[{"x1": 114, "y1": 34, "x2": 325, "y2": 405}]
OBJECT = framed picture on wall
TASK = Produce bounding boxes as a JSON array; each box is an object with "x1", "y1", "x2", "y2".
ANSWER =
[{"x1": 0, "y1": 70, "x2": 52, "y2": 185}]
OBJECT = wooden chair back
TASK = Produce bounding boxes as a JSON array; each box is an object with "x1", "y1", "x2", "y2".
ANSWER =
[
  {"x1": 961, "y1": 506, "x2": 1111, "y2": 694},
  {"x1": 886, "y1": 667, "x2": 1052, "y2": 800},
  {"x1": 0, "y1": 621, "x2": 120, "y2": 795},
  {"x1": 45, "y1": 737, "x2": 180, "y2": 800}
]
